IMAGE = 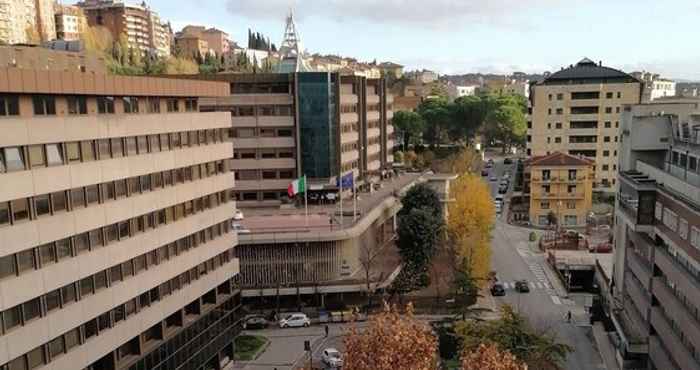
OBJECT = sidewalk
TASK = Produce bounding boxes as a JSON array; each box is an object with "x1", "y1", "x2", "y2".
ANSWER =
[{"x1": 592, "y1": 322, "x2": 621, "y2": 370}]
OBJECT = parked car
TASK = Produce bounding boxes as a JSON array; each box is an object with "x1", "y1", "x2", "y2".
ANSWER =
[
  {"x1": 489, "y1": 175, "x2": 498, "y2": 182},
  {"x1": 503, "y1": 158, "x2": 513, "y2": 164},
  {"x1": 498, "y1": 186, "x2": 507, "y2": 194},
  {"x1": 233, "y1": 210, "x2": 244, "y2": 220},
  {"x1": 495, "y1": 194, "x2": 504, "y2": 202},
  {"x1": 590, "y1": 242, "x2": 613, "y2": 253},
  {"x1": 279, "y1": 313, "x2": 311, "y2": 328},
  {"x1": 490, "y1": 283, "x2": 506, "y2": 296},
  {"x1": 232, "y1": 223, "x2": 250, "y2": 234},
  {"x1": 481, "y1": 170, "x2": 489, "y2": 176},
  {"x1": 242, "y1": 316, "x2": 268, "y2": 330},
  {"x1": 515, "y1": 280, "x2": 530, "y2": 293},
  {"x1": 322, "y1": 348, "x2": 344, "y2": 367}
]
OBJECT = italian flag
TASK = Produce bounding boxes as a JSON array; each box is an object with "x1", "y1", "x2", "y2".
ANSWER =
[{"x1": 287, "y1": 175, "x2": 306, "y2": 197}]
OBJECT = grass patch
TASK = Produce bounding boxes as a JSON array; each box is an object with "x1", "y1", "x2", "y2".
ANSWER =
[{"x1": 234, "y1": 335, "x2": 268, "y2": 361}]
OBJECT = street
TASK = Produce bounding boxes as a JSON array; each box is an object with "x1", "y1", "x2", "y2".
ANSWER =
[{"x1": 486, "y1": 155, "x2": 604, "y2": 370}]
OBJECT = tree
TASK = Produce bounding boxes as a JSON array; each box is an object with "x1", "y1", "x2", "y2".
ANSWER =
[
  {"x1": 397, "y1": 208, "x2": 442, "y2": 272},
  {"x1": 461, "y1": 343, "x2": 526, "y2": 370},
  {"x1": 418, "y1": 97, "x2": 451, "y2": 149},
  {"x1": 82, "y1": 26, "x2": 113, "y2": 55},
  {"x1": 456, "y1": 305, "x2": 572, "y2": 370},
  {"x1": 449, "y1": 95, "x2": 489, "y2": 144},
  {"x1": 344, "y1": 303, "x2": 438, "y2": 370},
  {"x1": 359, "y1": 231, "x2": 384, "y2": 306},
  {"x1": 399, "y1": 183, "x2": 442, "y2": 219},
  {"x1": 165, "y1": 56, "x2": 198, "y2": 74},
  {"x1": 447, "y1": 174, "x2": 494, "y2": 288},
  {"x1": 393, "y1": 110, "x2": 424, "y2": 150},
  {"x1": 433, "y1": 147, "x2": 482, "y2": 174},
  {"x1": 482, "y1": 94, "x2": 527, "y2": 153}
]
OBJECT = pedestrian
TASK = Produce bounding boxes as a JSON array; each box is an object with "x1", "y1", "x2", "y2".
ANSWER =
[
  {"x1": 566, "y1": 310, "x2": 572, "y2": 323},
  {"x1": 325, "y1": 324, "x2": 329, "y2": 337}
]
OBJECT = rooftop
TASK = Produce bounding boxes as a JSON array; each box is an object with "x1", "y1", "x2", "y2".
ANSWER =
[
  {"x1": 529, "y1": 151, "x2": 594, "y2": 167},
  {"x1": 540, "y1": 58, "x2": 639, "y2": 85}
]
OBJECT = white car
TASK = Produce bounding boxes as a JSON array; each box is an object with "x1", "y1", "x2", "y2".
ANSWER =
[
  {"x1": 278, "y1": 313, "x2": 310, "y2": 328},
  {"x1": 232, "y1": 223, "x2": 251, "y2": 234},
  {"x1": 489, "y1": 175, "x2": 498, "y2": 182},
  {"x1": 233, "y1": 210, "x2": 244, "y2": 220},
  {"x1": 322, "y1": 348, "x2": 344, "y2": 367}
]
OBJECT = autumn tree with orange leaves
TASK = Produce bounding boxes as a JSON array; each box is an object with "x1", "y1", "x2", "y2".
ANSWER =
[
  {"x1": 343, "y1": 303, "x2": 438, "y2": 370},
  {"x1": 461, "y1": 343, "x2": 527, "y2": 370}
]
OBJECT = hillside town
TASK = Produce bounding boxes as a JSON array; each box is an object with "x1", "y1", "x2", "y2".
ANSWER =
[{"x1": 0, "y1": 1, "x2": 699, "y2": 370}]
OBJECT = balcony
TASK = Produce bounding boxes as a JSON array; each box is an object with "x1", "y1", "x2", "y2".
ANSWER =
[
  {"x1": 652, "y1": 277, "x2": 700, "y2": 348},
  {"x1": 654, "y1": 245, "x2": 700, "y2": 310},
  {"x1": 649, "y1": 306, "x2": 700, "y2": 370},
  {"x1": 531, "y1": 192, "x2": 585, "y2": 200},
  {"x1": 649, "y1": 336, "x2": 680, "y2": 370},
  {"x1": 617, "y1": 179, "x2": 656, "y2": 230},
  {"x1": 624, "y1": 274, "x2": 650, "y2": 320},
  {"x1": 627, "y1": 251, "x2": 652, "y2": 289},
  {"x1": 531, "y1": 176, "x2": 587, "y2": 184}
]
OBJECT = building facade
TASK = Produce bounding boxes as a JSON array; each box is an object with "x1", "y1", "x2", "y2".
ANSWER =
[
  {"x1": 193, "y1": 72, "x2": 395, "y2": 208},
  {"x1": 78, "y1": 0, "x2": 170, "y2": 57},
  {"x1": 0, "y1": 45, "x2": 107, "y2": 72},
  {"x1": 176, "y1": 25, "x2": 229, "y2": 56},
  {"x1": 528, "y1": 58, "x2": 642, "y2": 192},
  {"x1": 612, "y1": 101, "x2": 700, "y2": 370},
  {"x1": 0, "y1": 0, "x2": 56, "y2": 44},
  {"x1": 631, "y1": 71, "x2": 676, "y2": 102},
  {"x1": 54, "y1": 4, "x2": 87, "y2": 41},
  {"x1": 527, "y1": 152, "x2": 593, "y2": 227},
  {"x1": 0, "y1": 68, "x2": 242, "y2": 370}
]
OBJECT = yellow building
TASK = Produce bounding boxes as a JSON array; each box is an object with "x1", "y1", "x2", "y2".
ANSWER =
[
  {"x1": 528, "y1": 152, "x2": 594, "y2": 227},
  {"x1": 527, "y1": 58, "x2": 642, "y2": 192}
]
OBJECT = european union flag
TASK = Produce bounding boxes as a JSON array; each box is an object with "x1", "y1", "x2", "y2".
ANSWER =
[{"x1": 337, "y1": 172, "x2": 354, "y2": 188}]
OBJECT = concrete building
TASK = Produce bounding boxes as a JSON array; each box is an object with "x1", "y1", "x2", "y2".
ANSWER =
[
  {"x1": 378, "y1": 62, "x2": 403, "y2": 79},
  {"x1": 631, "y1": 71, "x2": 676, "y2": 102},
  {"x1": 527, "y1": 152, "x2": 594, "y2": 227},
  {"x1": 447, "y1": 84, "x2": 477, "y2": 101},
  {"x1": 176, "y1": 25, "x2": 229, "y2": 56},
  {"x1": 174, "y1": 35, "x2": 208, "y2": 60},
  {"x1": 191, "y1": 72, "x2": 395, "y2": 208},
  {"x1": 0, "y1": 0, "x2": 56, "y2": 44},
  {"x1": 527, "y1": 58, "x2": 642, "y2": 193},
  {"x1": 78, "y1": 0, "x2": 170, "y2": 57},
  {"x1": 54, "y1": 4, "x2": 87, "y2": 41},
  {"x1": 610, "y1": 100, "x2": 700, "y2": 370},
  {"x1": 0, "y1": 68, "x2": 242, "y2": 370},
  {"x1": 481, "y1": 78, "x2": 529, "y2": 99}
]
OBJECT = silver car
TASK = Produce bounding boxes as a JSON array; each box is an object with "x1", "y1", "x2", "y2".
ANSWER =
[{"x1": 322, "y1": 348, "x2": 344, "y2": 368}]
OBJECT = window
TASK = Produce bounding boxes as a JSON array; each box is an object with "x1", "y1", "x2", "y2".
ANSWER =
[
  {"x1": 35, "y1": 194, "x2": 51, "y2": 217},
  {"x1": 67, "y1": 96, "x2": 87, "y2": 114},
  {"x1": 32, "y1": 95, "x2": 56, "y2": 115},
  {"x1": 185, "y1": 98, "x2": 198, "y2": 112},
  {"x1": 86, "y1": 185, "x2": 99, "y2": 204},
  {"x1": 679, "y1": 218, "x2": 689, "y2": 240},
  {"x1": 11, "y1": 198, "x2": 30, "y2": 222},
  {"x1": 46, "y1": 143, "x2": 64, "y2": 166},
  {"x1": 662, "y1": 208, "x2": 678, "y2": 231},
  {"x1": 542, "y1": 170, "x2": 551, "y2": 180},
  {"x1": 278, "y1": 129, "x2": 293, "y2": 137},
  {"x1": 0, "y1": 201, "x2": 8, "y2": 225},
  {"x1": 556, "y1": 93, "x2": 563, "y2": 100},
  {"x1": 148, "y1": 97, "x2": 160, "y2": 113},
  {"x1": 65, "y1": 328, "x2": 80, "y2": 351},
  {"x1": 567, "y1": 185, "x2": 576, "y2": 193},
  {"x1": 110, "y1": 138, "x2": 123, "y2": 158},
  {"x1": 604, "y1": 121, "x2": 611, "y2": 128},
  {"x1": 0, "y1": 254, "x2": 16, "y2": 279},
  {"x1": 605, "y1": 107, "x2": 612, "y2": 114},
  {"x1": 123, "y1": 96, "x2": 139, "y2": 113},
  {"x1": 3, "y1": 147, "x2": 25, "y2": 171},
  {"x1": 28, "y1": 145, "x2": 46, "y2": 168},
  {"x1": 167, "y1": 98, "x2": 179, "y2": 112},
  {"x1": 604, "y1": 136, "x2": 610, "y2": 142},
  {"x1": 98, "y1": 139, "x2": 111, "y2": 159},
  {"x1": 3, "y1": 305, "x2": 21, "y2": 331},
  {"x1": 237, "y1": 128, "x2": 255, "y2": 138},
  {"x1": 80, "y1": 141, "x2": 96, "y2": 161},
  {"x1": 567, "y1": 201, "x2": 576, "y2": 209},
  {"x1": 555, "y1": 122, "x2": 562, "y2": 129},
  {"x1": 56, "y1": 239, "x2": 72, "y2": 260},
  {"x1": 602, "y1": 165, "x2": 609, "y2": 171},
  {"x1": 66, "y1": 142, "x2": 81, "y2": 163},
  {"x1": 45, "y1": 289, "x2": 61, "y2": 312},
  {"x1": 555, "y1": 137, "x2": 561, "y2": 143},
  {"x1": 603, "y1": 150, "x2": 610, "y2": 157},
  {"x1": 0, "y1": 95, "x2": 19, "y2": 116},
  {"x1": 61, "y1": 283, "x2": 77, "y2": 305},
  {"x1": 556, "y1": 108, "x2": 563, "y2": 115},
  {"x1": 48, "y1": 336, "x2": 65, "y2": 359},
  {"x1": 540, "y1": 202, "x2": 550, "y2": 209},
  {"x1": 691, "y1": 226, "x2": 700, "y2": 249},
  {"x1": 617, "y1": 92, "x2": 622, "y2": 98},
  {"x1": 606, "y1": 92, "x2": 613, "y2": 99},
  {"x1": 50, "y1": 192, "x2": 65, "y2": 214},
  {"x1": 97, "y1": 96, "x2": 115, "y2": 114},
  {"x1": 542, "y1": 184, "x2": 550, "y2": 193},
  {"x1": 137, "y1": 136, "x2": 148, "y2": 154},
  {"x1": 22, "y1": 298, "x2": 41, "y2": 322}
]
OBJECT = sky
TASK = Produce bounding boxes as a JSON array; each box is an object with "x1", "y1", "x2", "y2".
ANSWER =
[{"x1": 146, "y1": 0, "x2": 700, "y2": 81}]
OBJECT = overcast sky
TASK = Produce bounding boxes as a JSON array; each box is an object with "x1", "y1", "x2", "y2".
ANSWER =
[{"x1": 146, "y1": 0, "x2": 700, "y2": 80}]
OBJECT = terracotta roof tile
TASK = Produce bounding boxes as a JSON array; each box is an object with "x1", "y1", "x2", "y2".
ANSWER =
[{"x1": 529, "y1": 151, "x2": 594, "y2": 166}]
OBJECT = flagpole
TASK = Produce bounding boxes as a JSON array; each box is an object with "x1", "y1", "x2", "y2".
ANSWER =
[
  {"x1": 353, "y1": 180, "x2": 357, "y2": 223},
  {"x1": 304, "y1": 175, "x2": 308, "y2": 226},
  {"x1": 339, "y1": 174, "x2": 344, "y2": 229}
]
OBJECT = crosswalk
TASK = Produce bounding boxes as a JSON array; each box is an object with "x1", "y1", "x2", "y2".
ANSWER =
[{"x1": 499, "y1": 281, "x2": 549, "y2": 290}]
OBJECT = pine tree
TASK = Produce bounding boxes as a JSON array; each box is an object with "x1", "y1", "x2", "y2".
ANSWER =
[{"x1": 247, "y1": 29, "x2": 252, "y2": 49}]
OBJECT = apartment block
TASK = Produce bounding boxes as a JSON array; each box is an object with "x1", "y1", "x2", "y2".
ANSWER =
[
  {"x1": 193, "y1": 72, "x2": 395, "y2": 208},
  {"x1": 611, "y1": 101, "x2": 700, "y2": 370},
  {"x1": 54, "y1": 4, "x2": 87, "y2": 41},
  {"x1": 0, "y1": 68, "x2": 242, "y2": 370},
  {"x1": 176, "y1": 25, "x2": 229, "y2": 56},
  {"x1": 528, "y1": 58, "x2": 642, "y2": 192},
  {"x1": 78, "y1": 0, "x2": 170, "y2": 58},
  {"x1": 527, "y1": 152, "x2": 593, "y2": 227},
  {"x1": 0, "y1": 0, "x2": 55, "y2": 44}
]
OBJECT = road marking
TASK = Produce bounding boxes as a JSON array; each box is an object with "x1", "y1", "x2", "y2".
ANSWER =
[{"x1": 551, "y1": 296, "x2": 562, "y2": 305}]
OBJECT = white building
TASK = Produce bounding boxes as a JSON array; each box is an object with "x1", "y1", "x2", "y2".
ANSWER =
[
  {"x1": 447, "y1": 84, "x2": 478, "y2": 101},
  {"x1": 631, "y1": 71, "x2": 676, "y2": 102}
]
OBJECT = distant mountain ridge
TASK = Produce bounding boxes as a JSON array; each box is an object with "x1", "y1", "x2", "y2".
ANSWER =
[{"x1": 440, "y1": 72, "x2": 546, "y2": 86}]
